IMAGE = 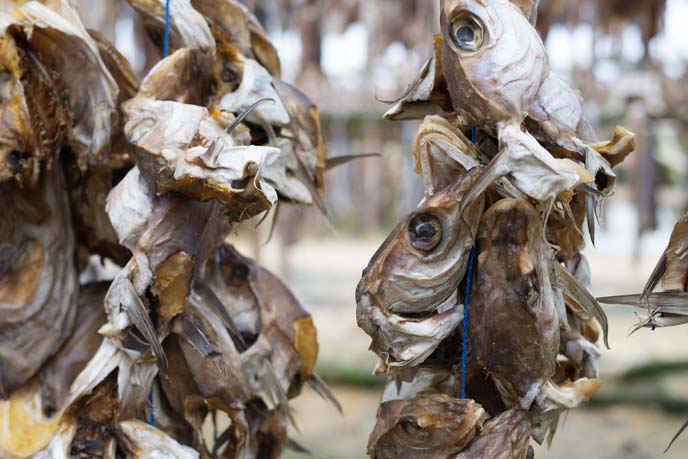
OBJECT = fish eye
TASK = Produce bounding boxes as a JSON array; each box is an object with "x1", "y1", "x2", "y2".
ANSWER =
[
  {"x1": 222, "y1": 262, "x2": 249, "y2": 286},
  {"x1": 408, "y1": 214, "x2": 442, "y2": 253},
  {"x1": 450, "y1": 12, "x2": 485, "y2": 52},
  {"x1": 522, "y1": 275, "x2": 539, "y2": 310},
  {"x1": 398, "y1": 418, "x2": 430, "y2": 441}
]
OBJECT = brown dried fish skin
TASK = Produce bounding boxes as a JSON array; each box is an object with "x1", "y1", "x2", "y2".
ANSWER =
[
  {"x1": 0, "y1": 34, "x2": 40, "y2": 185},
  {"x1": 0, "y1": 163, "x2": 78, "y2": 399},
  {"x1": 190, "y1": 0, "x2": 281, "y2": 78},
  {"x1": 368, "y1": 394, "x2": 487, "y2": 459},
  {"x1": 39, "y1": 282, "x2": 108, "y2": 417},
  {"x1": 455, "y1": 409, "x2": 533, "y2": 459},
  {"x1": 469, "y1": 199, "x2": 559, "y2": 408}
]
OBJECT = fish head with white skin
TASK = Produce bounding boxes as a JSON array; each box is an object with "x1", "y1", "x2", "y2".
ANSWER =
[
  {"x1": 440, "y1": 0, "x2": 549, "y2": 127},
  {"x1": 356, "y1": 167, "x2": 485, "y2": 366}
]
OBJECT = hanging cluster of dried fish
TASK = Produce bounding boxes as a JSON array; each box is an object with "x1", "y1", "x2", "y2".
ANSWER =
[
  {"x1": 0, "y1": 1, "x2": 336, "y2": 458},
  {"x1": 357, "y1": 1, "x2": 636, "y2": 457}
]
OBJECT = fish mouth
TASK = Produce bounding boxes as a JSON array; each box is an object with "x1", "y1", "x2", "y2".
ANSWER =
[{"x1": 391, "y1": 291, "x2": 459, "y2": 323}]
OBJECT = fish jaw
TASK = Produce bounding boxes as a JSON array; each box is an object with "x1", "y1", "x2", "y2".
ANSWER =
[{"x1": 357, "y1": 289, "x2": 462, "y2": 367}]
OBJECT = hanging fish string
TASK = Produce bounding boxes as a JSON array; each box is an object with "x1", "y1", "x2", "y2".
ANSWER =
[
  {"x1": 460, "y1": 125, "x2": 479, "y2": 400},
  {"x1": 164, "y1": 0, "x2": 171, "y2": 58}
]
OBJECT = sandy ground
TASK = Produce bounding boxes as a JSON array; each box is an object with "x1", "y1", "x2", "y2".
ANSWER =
[{"x1": 236, "y1": 200, "x2": 688, "y2": 458}]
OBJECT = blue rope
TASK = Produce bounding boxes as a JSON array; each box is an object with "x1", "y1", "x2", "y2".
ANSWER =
[
  {"x1": 148, "y1": 388, "x2": 156, "y2": 426},
  {"x1": 163, "y1": 0, "x2": 171, "y2": 57},
  {"x1": 460, "y1": 125, "x2": 478, "y2": 399},
  {"x1": 460, "y1": 247, "x2": 477, "y2": 399}
]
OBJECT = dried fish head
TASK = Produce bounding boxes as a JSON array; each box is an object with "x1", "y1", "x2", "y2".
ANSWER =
[
  {"x1": 356, "y1": 167, "x2": 485, "y2": 367},
  {"x1": 123, "y1": 97, "x2": 283, "y2": 218},
  {"x1": 660, "y1": 213, "x2": 688, "y2": 291},
  {"x1": 0, "y1": 34, "x2": 59, "y2": 186},
  {"x1": 0, "y1": 1, "x2": 119, "y2": 169},
  {"x1": 440, "y1": 0, "x2": 549, "y2": 126},
  {"x1": 455, "y1": 409, "x2": 533, "y2": 459},
  {"x1": 190, "y1": 0, "x2": 281, "y2": 78},
  {"x1": 468, "y1": 199, "x2": 559, "y2": 409},
  {"x1": 368, "y1": 394, "x2": 487, "y2": 459},
  {"x1": 127, "y1": 0, "x2": 214, "y2": 53},
  {"x1": 274, "y1": 80, "x2": 329, "y2": 201},
  {"x1": 208, "y1": 244, "x2": 319, "y2": 400},
  {"x1": 0, "y1": 164, "x2": 78, "y2": 399}
]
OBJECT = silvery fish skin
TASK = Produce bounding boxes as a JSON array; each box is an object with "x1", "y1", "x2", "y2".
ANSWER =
[
  {"x1": 468, "y1": 199, "x2": 559, "y2": 409},
  {"x1": 368, "y1": 395, "x2": 487, "y2": 459},
  {"x1": 356, "y1": 167, "x2": 485, "y2": 367}
]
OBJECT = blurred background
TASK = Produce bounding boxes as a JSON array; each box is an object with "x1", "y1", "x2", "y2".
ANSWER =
[{"x1": 77, "y1": 0, "x2": 688, "y2": 457}]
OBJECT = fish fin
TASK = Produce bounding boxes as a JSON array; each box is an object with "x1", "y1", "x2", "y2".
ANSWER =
[
  {"x1": 286, "y1": 438, "x2": 312, "y2": 455},
  {"x1": 125, "y1": 279, "x2": 167, "y2": 368},
  {"x1": 263, "y1": 201, "x2": 281, "y2": 246},
  {"x1": 191, "y1": 283, "x2": 247, "y2": 350},
  {"x1": 585, "y1": 193, "x2": 596, "y2": 247},
  {"x1": 308, "y1": 372, "x2": 343, "y2": 414},
  {"x1": 599, "y1": 292, "x2": 688, "y2": 311},
  {"x1": 377, "y1": 58, "x2": 429, "y2": 105},
  {"x1": 640, "y1": 252, "x2": 667, "y2": 304},
  {"x1": 325, "y1": 153, "x2": 381, "y2": 170},
  {"x1": 555, "y1": 263, "x2": 610, "y2": 349},
  {"x1": 665, "y1": 418, "x2": 688, "y2": 452},
  {"x1": 254, "y1": 207, "x2": 272, "y2": 229},
  {"x1": 458, "y1": 149, "x2": 509, "y2": 220},
  {"x1": 291, "y1": 147, "x2": 334, "y2": 226},
  {"x1": 179, "y1": 313, "x2": 226, "y2": 375},
  {"x1": 597, "y1": 294, "x2": 643, "y2": 306}
]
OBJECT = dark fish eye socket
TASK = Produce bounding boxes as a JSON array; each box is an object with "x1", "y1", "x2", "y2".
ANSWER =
[
  {"x1": 232, "y1": 264, "x2": 249, "y2": 281},
  {"x1": 408, "y1": 214, "x2": 442, "y2": 253},
  {"x1": 398, "y1": 418, "x2": 430, "y2": 441},
  {"x1": 522, "y1": 275, "x2": 539, "y2": 310},
  {"x1": 450, "y1": 12, "x2": 485, "y2": 52}
]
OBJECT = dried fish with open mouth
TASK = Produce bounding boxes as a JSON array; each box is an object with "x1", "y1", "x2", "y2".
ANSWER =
[
  {"x1": 356, "y1": 167, "x2": 485, "y2": 367},
  {"x1": 368, "y1": 395, "x2": 487, "y2": 459},
  {"x1": 368, "y1": 394, "x2": 534, "y2": 459}
]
